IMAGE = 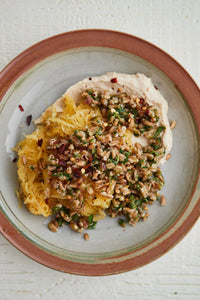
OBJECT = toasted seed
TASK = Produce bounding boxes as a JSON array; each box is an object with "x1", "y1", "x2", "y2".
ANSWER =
[
  {"x1": 144, "y1": 120, "x2": 153, "y2": 127},
  {"x1": 135, "y1": 143, "x2": 142, "y2": 150},
  {"x1": 166, "y1": 153, "x2": 171, "y2": 160},
  {"x1": 145, "y1": 153, "x2": 154, "y2": 160},
  {"x1": 106, "y1": 163, "x2": 115, "y2": 169},
  {"x1": 48, "y1": 222, "x2": 58, "y2": 232},
  {"x1": 77, "y1": 161, "x2": 85, "y2": 167},
  {"x1": 70, "y1": 222, "x2": 79, "y2": 231},
  {"x1": 160, "y1": 195, "x2": 166, "y2": 206},
  {"x1": 84, "y1": 233, "x2": 90, "y2": 240},
  {"x1": 170, "y1": 120, "x2": 176, "y2": 129}
]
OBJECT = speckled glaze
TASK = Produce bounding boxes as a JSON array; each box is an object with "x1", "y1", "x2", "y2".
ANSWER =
[{"x1": 0, "y1": 30, "x2": 199, "y2": 275}]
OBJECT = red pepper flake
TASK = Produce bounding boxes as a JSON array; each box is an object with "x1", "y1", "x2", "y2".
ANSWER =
[
  {"x1": 135, "y1": 118, "x2": 139, "y2": 124},
  {"x1": 85, "y1": 165, "x2": 93, "y2": 173},
  {"x1": 12, "y1": 157, "x2": 17, "y2": 163},
  {"x1": 85, "y1": 95, "x2": 93, "y2": 105},
  {"x1": 45, "y1": 199, "x2": 49, "y2": 204},
  {"x1": 59, "y1": 159, "x2": 67, "y2": 167},
  {"x1": 18, "y1": 104, "x2": 24, "y2": 112},
  {"x1": 38, "y1": 139, "x2": 43, "y2": 147},
  {"x1": 154, "y1": 85, "x2": 158, "y2": 90},
  {"x1": 145, "y1": 109, "x2": 149, "y2": 115},
  {"x1": 102, "y1": 162, "x2": 106, "y2": 171},
  {"x1": 84, "y1": 162, "x2": 91, "y2": 170},
  {"x1": 111, "y1": 77, "x2": 118, "y2": 83},
  {"x1": 73, "y1": 168, "x2": 82, "y2": 178},
  {"x1": 139, "y1": 98, "x2": 144, "y2": 104},
  {"x1": 58, "y1": 144, "x2": 65, "y2": 154},
  {"x1": 26, "y1": 114, "x2": 32, "y2": 126}
]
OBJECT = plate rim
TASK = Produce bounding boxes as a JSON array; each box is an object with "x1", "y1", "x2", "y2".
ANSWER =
[{"x1": 0, "y1": 29, "x2": 200, "y2": 276}]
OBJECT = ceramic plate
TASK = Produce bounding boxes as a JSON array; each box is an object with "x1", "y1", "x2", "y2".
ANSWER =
[{"x1": 0, "y1": 30, "x2": 200, "y2": 275}]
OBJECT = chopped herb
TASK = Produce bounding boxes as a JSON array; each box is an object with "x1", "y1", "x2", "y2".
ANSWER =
[
  {"x1": 129, "y1": 196, "x2": 137, "y2": 209},
  {"x1": 133, "y1": 128, "x2": 140, "y2": 137},
  {"x1": 157, "y1": 137, "x2": 161, "y2": 143},
  {"x1": 135, "y1": 183, "x2": 141, "y2": 191},
  {"x1": 57, "y1": 217, "x2": 64, "y2": 226},
  {"x1": 53, "y1": 172, "x2": 72, "y2": 181},
  {"x1": 132, "y1": 108, "x2": 138, "y2": 119},
  {"x1": 135, "y1": 174, "x2": 139, "y2": 181},
  {"x1": 109, "y1": 155, "x2": 120, "y2": 165},
  {"x1": 87, "y1": 90, "x2": 95, "y2": 99},
  {"x1": 119, "y1": 219, "x2": 126, "y2": 227},
  {"x1": 87, "y1": 214, "x2": 97, "y2": 229},
  {"x1": 72, "y1": 213, "x2": 80, "y2": 222},
  {"x1": 144, "y1": 125, "x2": 152, "y2": 131},
  {"x1": 87, "y1": 214, "x2": 94, "y2": 224},
  {"x1": 153, "y1": 126, "x2": 165, "y2": 138},
  {"x1": 91, "y1": 148, "x2": 97, "y2": 155},
  {"x1": 149, "y1": 160, "x2": 157, "y2": 166},
  {"x1": 123, "y1": 151, "x2": 131, "y2": 164},
  {"x1": 136, "y1": 199, "x2": 142, "y2": 206},
  {"x1": 112, "y1": 106, "x2": 128, "y2": 120},
  {"x1": 52, "y1": 206, "x2": 61, "y2": 214},
  {"x1": 95, "y1": 127, "x2": 103, "y2": 136},
  {"x1": 88, "y1": 221, "x2": 97, "y2": 229},
  {"x1": 151, "y1": 143, "x2": 160, "y2": 150},
  {"x1": 30, "y1": 165, "x2": 35, "y2": 170}
]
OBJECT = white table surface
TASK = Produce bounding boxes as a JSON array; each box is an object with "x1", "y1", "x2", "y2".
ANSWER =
[{"x1": 0, "y1": 1, "x2": 200, "y2": 299}]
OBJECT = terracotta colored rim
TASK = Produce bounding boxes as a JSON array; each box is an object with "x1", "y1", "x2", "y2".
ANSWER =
[{"x1": 0, "y1": 30, "x2": 200, "y2": 276}]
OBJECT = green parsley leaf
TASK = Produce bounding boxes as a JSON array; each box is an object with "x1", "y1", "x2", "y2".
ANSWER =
[
  {"x1": 87, "y1": 214, "x2": 94, "y2": 224},
  {"x1": 88, "y1": 221, "x2": 97, "y2": 229},
  {"x1": 153, "y1": 126, "x2": 165, "y2": 138},
  {"x1": 52, "y1": 206, "x2": 61, "y2": 214}
]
